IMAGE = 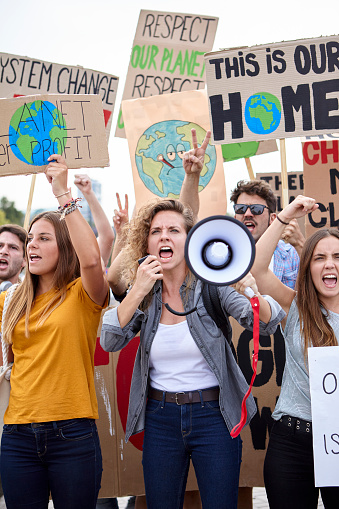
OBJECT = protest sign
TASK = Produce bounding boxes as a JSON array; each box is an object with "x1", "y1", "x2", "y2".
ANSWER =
[
  {"x1": 116, "y1": 9, "x2": 218, "y2": 138},
  {"x1": 222, "y1": 139, "x2": 277, "y2": 162},
  {"x1": 257, "y1": 170, "x2": 305, "y2": 234},
  {"x1": 230, "y1": 318, "x2": 285, "y2": 486},
  {"x1": 0, "y1": 94, "x2": 109, "y2": 176},
  {"x1": 302, "y1": 134, "x2": 339, "y2": 237},
  {"x1": 122, "y1": 89, "x2": 227, "y2": 217},
  {"x1": 0, "y1": 52, "x2": 118, "y2": 138},
  {"x1": 204, "y1": 36, "x2": 339, "y2": 144},
  {"x1": 309, "y1": 346, "x2": 339, "y2": 487}
]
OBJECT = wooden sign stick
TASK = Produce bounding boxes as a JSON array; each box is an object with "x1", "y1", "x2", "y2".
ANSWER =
[
  {"x1": 24, "y1": 174, "x2": 36, "y2": 230},
  {"x1": 279, "y1": 139, "x2": 289, "y2": 209},
  {"x1": 245, "y1": 157, "x2": 255, "y2": 180}
]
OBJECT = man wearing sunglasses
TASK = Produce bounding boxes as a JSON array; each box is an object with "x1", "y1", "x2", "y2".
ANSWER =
[{"x1": 230, "y1": 179, "x2": 301, "y2": 289}]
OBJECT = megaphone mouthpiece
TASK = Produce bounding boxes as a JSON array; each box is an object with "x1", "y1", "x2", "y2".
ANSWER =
[
  {"x1": 185, "y1": 215, "x2": 255, "y2": 286},
  {"x1": 202, "y1": 240, "x2": 232, "y2": 270}
]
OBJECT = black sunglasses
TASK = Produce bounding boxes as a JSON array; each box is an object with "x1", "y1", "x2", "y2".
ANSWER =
[{"x1": 234, "y1": 204, "x2": 269, "y2": 215}]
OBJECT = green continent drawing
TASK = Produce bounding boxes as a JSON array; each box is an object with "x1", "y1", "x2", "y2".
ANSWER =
[
  {"x1": 245, "y1": 92, "x2": 281, "y2": 135},
  {"x1": 9, "y1": 100, "x2": 67, "y2": 166}
]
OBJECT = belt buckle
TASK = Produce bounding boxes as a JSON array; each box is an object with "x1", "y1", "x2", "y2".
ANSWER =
[{"x1": 175, "y1": 392, "x2": 185, "y2": 405}]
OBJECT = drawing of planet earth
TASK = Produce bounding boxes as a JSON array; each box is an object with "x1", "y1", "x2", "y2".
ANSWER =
[
  {"x1": 245, "y1": 92, "x2": 281, "y2": 135},
  {"x1": 135, "y1": 120, "x2": 216, "y2": 198},
  {"x1": 9, "y1": 100, "x2": 67, "y2": 166}
]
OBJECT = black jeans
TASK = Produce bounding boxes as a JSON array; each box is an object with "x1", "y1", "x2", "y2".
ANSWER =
[{"x1": 264, "y1": 417, "x2": 339, "y2": 509}]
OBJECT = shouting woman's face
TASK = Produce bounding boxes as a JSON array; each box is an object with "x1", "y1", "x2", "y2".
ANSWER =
[
  {"x1": 147, "y1": 210, "x2": 187, "y2": 274},
  {"x1": 27, "y1": 219, "x2": 59, "y2": 279},
  {"x1": 310, "y1": 236, "x2": 339, "y2": 306}
]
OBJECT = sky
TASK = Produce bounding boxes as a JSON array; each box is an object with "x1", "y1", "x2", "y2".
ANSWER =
[{"x1": 0, "y1": 0, "x2": 338, "y2": 222}]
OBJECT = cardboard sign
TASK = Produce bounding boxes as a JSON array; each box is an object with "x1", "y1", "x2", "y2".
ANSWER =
[
  {"x1": 230, "y1": 319, "x2": 285, "y2": 487},
  {"x1": 204, "y1": 36, "x2": 339, "y2": 144},
  {"x1": 309, "y1": 346, "x2": 339, "y2": 487},
  {"x1": 257, "y1": 171, "x2": 305, "y2": 235},
  {"x1": 302, "y1": 134, "x2": 339, "y2": 237},
  {"x1": 0, "y1": 52, "x2": 118, "y2": 138},
  {"x1": 0, "y1": 94, "x2": 109, "y2": 176},
  {"x1": 222, "y1": 139, "x2": 277, "y2": 162},
  {"x1": 122, "y1": 89, "x2": 227, "y2": 217},
  {"x1": 116, "y1": 9, "x2": 218, "y2": 138}
]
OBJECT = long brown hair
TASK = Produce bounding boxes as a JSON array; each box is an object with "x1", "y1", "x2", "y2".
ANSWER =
[
  {"x1": 3, "y1": 211, "x2": 80, "y2": 343},
  {"x1": 121, "y1": 199, "x2": 195, "y2": 309},
  {"x1": 297, "y1": 228, "x2": 339, "y2": 351}
]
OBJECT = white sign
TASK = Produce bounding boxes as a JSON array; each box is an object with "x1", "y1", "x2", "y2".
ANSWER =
[
  {"x1": 308, "y1": 346, "x2": 339, "y2": 487},
  {"x1": 204, "y1": 35, "x2": 339, "y2": 144}
]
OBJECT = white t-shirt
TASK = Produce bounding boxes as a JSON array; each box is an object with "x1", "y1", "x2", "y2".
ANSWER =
[{"x1": 149, "y1": 320, "x2": 218, "y2": 392}]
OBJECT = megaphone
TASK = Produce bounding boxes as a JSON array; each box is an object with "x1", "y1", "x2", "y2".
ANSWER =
[
  {"x1": 0, "y1": 281, "x2": 13, "y2": 293},
  {"x1": 184, "y1": 215, "x2": 255, "y2": 287}
]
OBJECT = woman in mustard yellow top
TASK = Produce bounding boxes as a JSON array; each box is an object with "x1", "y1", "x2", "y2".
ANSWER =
[{"x1": 0, "y1": 154, "x2": 108, "y2": 509}]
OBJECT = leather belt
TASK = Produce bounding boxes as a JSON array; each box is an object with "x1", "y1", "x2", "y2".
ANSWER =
[
  {"x1": 279, "y1": 415, "x2": 312, "y2": 433},
  {"x1": 148, "y1": 386, "x2": 219, "y2": 405}
]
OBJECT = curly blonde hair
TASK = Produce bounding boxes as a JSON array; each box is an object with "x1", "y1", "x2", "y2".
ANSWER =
[{"x1": 120, "y1": 199, "x2": 195, "y2": 307}]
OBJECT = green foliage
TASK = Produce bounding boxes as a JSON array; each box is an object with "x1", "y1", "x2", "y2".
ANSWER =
[
  {"x1": 0, "y1": 197, "x2": 24, "y2": 226},
  {"x1": 0, "y1": 209, "x2": 8, "y2": 225}
]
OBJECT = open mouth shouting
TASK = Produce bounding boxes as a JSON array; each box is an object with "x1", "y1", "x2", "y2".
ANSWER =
[
  {"x1": 323, "y1": 274, "x2": 337, "y2": 288},
  {"x1": 29, "y1": 254, "x2": 42, "y2": 264},
  {"x1": 0, "y1": 258, "x2": 9, "y2": 269},
  {"x1": 159, "y1": 247, "x2": 173, "y2": 260},
  {"x1": 243, "y1": 220, "x2": 256, "y2": 233}
]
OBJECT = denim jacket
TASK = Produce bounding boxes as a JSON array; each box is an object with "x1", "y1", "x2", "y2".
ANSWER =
[{"x1": 101, "y1": 279, "x2": 285, "y2": 442}]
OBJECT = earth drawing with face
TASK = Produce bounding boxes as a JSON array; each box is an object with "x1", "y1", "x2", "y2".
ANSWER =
[{"x1": 135, "y1": 120, "x2": 216, "y2": 198}]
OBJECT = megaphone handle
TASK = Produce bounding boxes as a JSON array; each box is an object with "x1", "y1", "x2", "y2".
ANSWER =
[{"x1": 244, "y1": 287, "x2": 255, "y2": 299}]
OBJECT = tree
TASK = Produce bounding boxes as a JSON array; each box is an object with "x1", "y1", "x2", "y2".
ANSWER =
[
  {"x1": 0, "y1": 197, "x2": 24, "y2": 226},
  {"x1": 0, "y1": 209, "x2": 8, "y2": 225}
]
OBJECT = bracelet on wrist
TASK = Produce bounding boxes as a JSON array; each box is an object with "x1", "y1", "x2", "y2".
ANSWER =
[
  {"x1": 276, "y1": 215, "x2": 290, "y2": 226},
  {"x1": 57, "y1": 198, "x2": 82, "y2": 220},
  {"x1": 54, "y1": 190, "x2": 71, "y2": 199}
]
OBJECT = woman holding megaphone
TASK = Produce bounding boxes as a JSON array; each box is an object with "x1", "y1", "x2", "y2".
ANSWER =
[
  {"x1": 101, "y1": 132, "x2": 284, "y2": 509},
  {"x1": 251, "y1": 194, "x2": 339, "y2": 509}
]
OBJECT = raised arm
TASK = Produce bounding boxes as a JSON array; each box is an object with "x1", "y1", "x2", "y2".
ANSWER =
[
  {"x1": 46, "y1": 155, "x2": 108, "y2": 306},
  {"x1": 111, "y1": 193, "x2": 129, "y2": 261},
  {"x1": 74, "y1": 173, "x2": 114, "y2": 267},
  {"x1": 252, "y1": 195, "x2": 318, "y2": 314},
  {"x1": 107, "y1": 193, "x2": 130, "y2": 297},
  {"x1": 281, "y1": 218, "x2": 305, "y2": 257},
  {"x1": 179, "y1": 128, "x2": 211, "y2": 218}
]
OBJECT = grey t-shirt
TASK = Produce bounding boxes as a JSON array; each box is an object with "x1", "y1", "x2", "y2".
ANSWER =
[{"x1": 272, "y1": 297, "x2": 339, "y2": 422}]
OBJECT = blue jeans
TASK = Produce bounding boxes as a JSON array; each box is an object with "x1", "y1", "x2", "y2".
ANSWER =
[
  {"x1": 0, "y1": 418, "x2": 102, "y2": 509},
  {"x1": 142, "y1": 396, "x2": 242, "y2": 509}
]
